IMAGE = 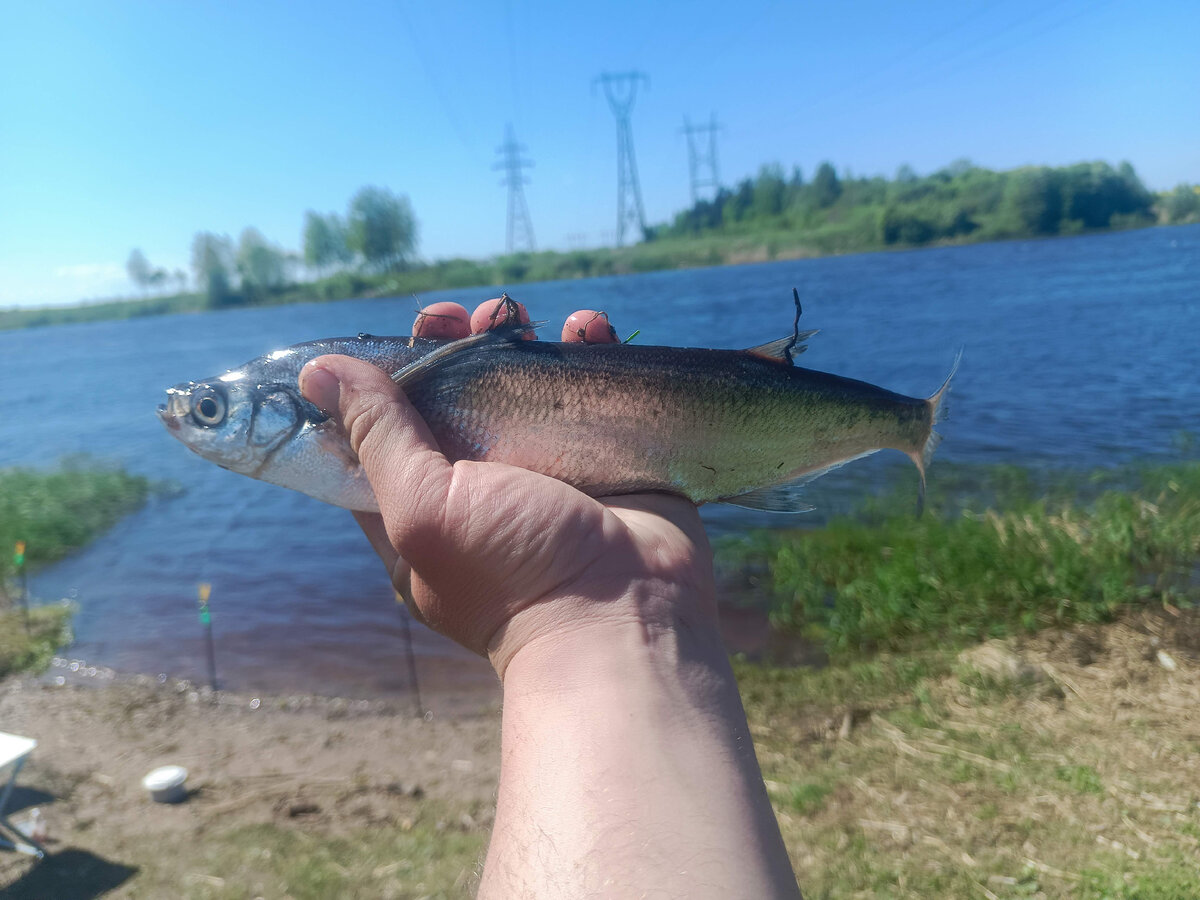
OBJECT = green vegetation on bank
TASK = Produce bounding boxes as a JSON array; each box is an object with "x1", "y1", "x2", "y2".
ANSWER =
[
  {"x1": 0, "y1": 460, "x2": 152, "y2": 677},
  {"x1": 720, "y1": 459, "x2": 1200, "y2": 659},
  {"x1": 0, "y1": 459, "x2": 154, "y2": 586},
  {"x1": 4, "y1": 160, "x2": 1198, "y2": 333},
  {"x1": 0, "y1": 605, "x2": 73, "y2": 679},
  {"x1": 658, "y1": 159, "x2": 1199, "y2": 249}
]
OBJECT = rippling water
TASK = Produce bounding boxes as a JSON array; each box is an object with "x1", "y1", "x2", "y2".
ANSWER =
[{"x1": 2, "y1": 225, "x2": 1197, "y2": 697}]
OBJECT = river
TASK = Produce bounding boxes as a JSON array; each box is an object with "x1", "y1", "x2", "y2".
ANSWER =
[{"x1": 2, "y1": 224, "x2": 1197, "y2": 700}]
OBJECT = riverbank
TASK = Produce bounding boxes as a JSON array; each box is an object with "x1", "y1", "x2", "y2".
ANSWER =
[
  {"x1": 2, "y1": 606, "x2": 1198, "y2": 898},
  {"x1": 2, "y1": 221, "x2": 1188, "y2": 333}
]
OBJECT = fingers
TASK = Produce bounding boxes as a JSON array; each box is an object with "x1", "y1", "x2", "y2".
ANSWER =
[
  {"x1": 562, "y1": 309, "x2": 619, "y2": 343},
  {"x1": 413, "y1": 301, "x2": 470, "y2": 339},
  {"x1": 413, "y1": 299, "x2": 621, "y2": 344},
  {"x1": 354, "y1": 509, "x2": 425, "y2": 623},
  {"x1": 470, "y1": 296, "x2": 533, "y2": 336},
  {"x1": 300, "y1": 354, "x2": 454, "y2": 556}
]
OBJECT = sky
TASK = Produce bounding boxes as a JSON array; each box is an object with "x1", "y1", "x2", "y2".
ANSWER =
[{"x1": 1, "y1": 0, "x2": 1197, "y2": 308}]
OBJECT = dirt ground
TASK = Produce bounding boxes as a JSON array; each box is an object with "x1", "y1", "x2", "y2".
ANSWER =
[
  {"x1": 3, "y1": 608, "x2": 1200, "y2": 898},
  {"x1": 0, "y1": 674, "x2": 504, "y2": 898}
]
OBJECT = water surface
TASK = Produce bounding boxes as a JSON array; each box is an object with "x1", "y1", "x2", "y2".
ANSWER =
[{"x1": 2, "y1": 225, "x2": 1197, "y2": 698}]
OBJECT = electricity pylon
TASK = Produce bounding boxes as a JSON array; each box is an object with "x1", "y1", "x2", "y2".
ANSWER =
[
  {"x1": 681, "y1": 114, "x2": 722, "y2": 203},
  {"x1": 594, "y1": 71, "x2": 649, "y2": 246},
  {"x1": 494, "y1": 123, "x2": 535, "y2": 253}
]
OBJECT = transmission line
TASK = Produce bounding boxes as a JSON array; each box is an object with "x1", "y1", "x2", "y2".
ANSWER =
[
  {"x1": 594, "y1": 71, "x2": 649, "y2": 246},
  {"x1": 681, "y1": 114, "x2": 722, "y2": 203},
  {"x1": 494, "y1": 123, "x2": 536, "y2": 254}
]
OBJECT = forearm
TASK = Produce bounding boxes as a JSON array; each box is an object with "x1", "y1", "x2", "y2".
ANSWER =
[{"x1": 479, "y1": 607, "x2": 801, "y2": 899}]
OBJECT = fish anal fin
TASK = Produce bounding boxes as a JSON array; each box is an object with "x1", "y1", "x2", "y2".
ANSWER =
[
  {"x1": 719, "y1": 449, "x2": 882, "y2": 513},
  {"x1": 718, "y1": 477, "x2": 817, "y2": 514},
  {"x1": 745, "y1": 330, "x2": 819, "y2": 364}
]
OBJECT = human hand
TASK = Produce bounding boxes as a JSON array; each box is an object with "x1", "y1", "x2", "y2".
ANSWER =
[
  {"x1": 302, "y1": 301, "x2": 800, "y2": 898},
  {"x1": 298, "y1": 304, "x2": 714, "y2": 677}
]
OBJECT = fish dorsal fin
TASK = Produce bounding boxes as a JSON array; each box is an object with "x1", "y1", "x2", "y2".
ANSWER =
[
  {"x1": 745, "y1": 329, "x2": 819, "y2": 365},
  {"x1": 391, "y1": 323, "x2": 540, "y2": 388}
]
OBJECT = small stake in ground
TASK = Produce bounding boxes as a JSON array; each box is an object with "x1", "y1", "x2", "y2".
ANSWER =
[
  {"x1": 13, "y1": 541, "x2": 29, "y2": 633},
  {"x1": 198, "y1": 583, "x2": 218, "y2": 691}
]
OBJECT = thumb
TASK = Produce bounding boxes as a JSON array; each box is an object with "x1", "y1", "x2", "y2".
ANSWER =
[{"x1": 299, "y1": 354, "x2": 454, "y2": 556}]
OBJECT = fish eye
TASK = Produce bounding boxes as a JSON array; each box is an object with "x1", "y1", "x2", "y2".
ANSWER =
[{"x1": 192, "y1": 389, "x2": 227, "y2": 427}]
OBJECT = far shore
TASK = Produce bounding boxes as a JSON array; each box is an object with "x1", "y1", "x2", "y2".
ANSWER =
[{"x1": 3, "y1": 220, "x2": 1187, "y2": 333}]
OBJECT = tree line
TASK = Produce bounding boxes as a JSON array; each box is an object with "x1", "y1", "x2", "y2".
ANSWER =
[
  {"x1": 654, "y1": 159, "x2": 1200, "y2": 248},
  {"x1": 122, "y1": 160, "x2": 1199, "y2": 313},
  {"x1": 127, "y1": 185, "x2": 416, "y2": 308}
]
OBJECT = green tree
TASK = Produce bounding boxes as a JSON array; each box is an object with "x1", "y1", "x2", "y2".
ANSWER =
[
  {"x1": 1162, "y1": 184, "x2": 1200, "y2": 224},
  {"x1": 236, "y1": 227, "x2": 286, "y2": 297},
  {"x1": 811, "y1": 162, "x2": 842, "y2": 208},
  {"x1": 721, "y1": 179, "x2": 754, "y2": 224},
  {"x1": 999, "y1": 167, "x2": 1062, "y2": 236},
  {"x1": 126, "y1": 248, "x2": 153, "y2": 291},
  {"x1": 191, "y1": 232, "x2": 237, "y2": 307},
  {"x1": 303, "y1": 211, "x2": 352, "y2": 275},
  {"x1": 347, "y1": 186, "x2": 417, "y2": 272},
  {"x1": 751, "y1": 163, "x2": 786, "y2": 219}
]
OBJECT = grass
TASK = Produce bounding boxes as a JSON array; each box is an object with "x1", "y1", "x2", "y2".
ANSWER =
[
  {"x1": 734, "y1": 624, "x2": 1200, "y2": 899},
  {"x1": 0, "y1": 605, "x2": 73, "y2": 679},
  {"x1": 720, "y1": 459, "x2": 1200, "y2": 659},
  {"x1": 0, "y1": 459, "x2": 151, "y2": 678},
  {"x1": 0, "y1": 458, "x2": 154, "y2": 585},
  {"x1": 171, "y1": 820, "x2": 487, "y2": 899}
]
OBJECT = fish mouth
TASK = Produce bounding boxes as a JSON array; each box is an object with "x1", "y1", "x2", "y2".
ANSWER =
[{"x1": 157, "y1": 397, "x2": 185, "y2": 431}]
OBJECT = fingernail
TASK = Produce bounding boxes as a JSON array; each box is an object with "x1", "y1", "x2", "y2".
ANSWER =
[{"x1": 300, "y1": 364, "x2": 340, "y2": 414}]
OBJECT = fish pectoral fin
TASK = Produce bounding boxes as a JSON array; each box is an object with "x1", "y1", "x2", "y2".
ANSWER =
[
  {"x1": 718, "y1": 478, "x2": 818, "y2": 514},
  {"x1": 745, "y1": 330, "x2": 819, "y2": 364}
]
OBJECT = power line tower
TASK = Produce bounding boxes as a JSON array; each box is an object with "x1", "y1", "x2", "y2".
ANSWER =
[
  {"x1": 681, "y1": 114, "x2": 722, "y2": 203},
  {"x1": 494, "y1": 123, "x2": 536, "y2": 253},
  {"x1": 594, "y1": 71, "x2": 649, "y2": 246}
]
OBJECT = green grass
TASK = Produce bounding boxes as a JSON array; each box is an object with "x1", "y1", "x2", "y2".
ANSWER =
[
  {"x1": 0, "y1": 459, "x2": 150, "y2": 678},
  {"x1": 0, "y1": 605, "x2": 73, "y2": 679},
  {"x1": 176, "y1": 821, "x2": 486, "y2": 900},
  {"x1": 0, "y1": 458, "x2": 154, "y2": 585},
  {"x1": 721, "y1": 459, "x2": 1200, "y2": 659}
]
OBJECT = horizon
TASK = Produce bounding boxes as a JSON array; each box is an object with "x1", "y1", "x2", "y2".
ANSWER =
[{"x1": 2, "y1": 0, "x2": 1197, "y2": 309}]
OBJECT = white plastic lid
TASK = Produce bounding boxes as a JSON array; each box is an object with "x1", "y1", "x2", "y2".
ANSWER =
[{"x1": 142, "y1": 765, "x2": 188, "y2": 791}]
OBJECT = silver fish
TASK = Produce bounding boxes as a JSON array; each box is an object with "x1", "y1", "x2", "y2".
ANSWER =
[{"x1": 159, "y1": 328, "x2": 955, "y2": 514}]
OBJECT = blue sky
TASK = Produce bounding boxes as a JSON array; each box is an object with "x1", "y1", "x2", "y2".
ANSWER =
[{"x1": 1, "y1": 0, "x2": 1196, "y2": 308}]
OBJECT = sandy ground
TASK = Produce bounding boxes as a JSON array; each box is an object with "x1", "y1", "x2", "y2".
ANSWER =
[{"x1": 0, "y1": 674, "x2": 504, "y2": 897}]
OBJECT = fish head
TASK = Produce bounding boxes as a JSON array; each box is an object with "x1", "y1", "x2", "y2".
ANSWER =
[{"x1": 158, "y1": 366, "x2": 379, "y2": 512}]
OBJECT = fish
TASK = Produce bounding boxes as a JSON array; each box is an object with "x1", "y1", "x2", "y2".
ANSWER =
[{"x1": 158, "y1": 325, "x2": 955, "y2": 514}]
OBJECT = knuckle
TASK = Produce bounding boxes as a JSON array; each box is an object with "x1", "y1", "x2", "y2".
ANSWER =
[{"x1": 342, "y1": 388, "x2": 397, "y2": 459}]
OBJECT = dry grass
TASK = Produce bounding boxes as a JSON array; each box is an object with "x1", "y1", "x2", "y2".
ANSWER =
[{"x1": 741, "y1": 608, "x2": 1200, "y2": 899}]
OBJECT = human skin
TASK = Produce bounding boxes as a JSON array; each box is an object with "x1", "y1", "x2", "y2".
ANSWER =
[{"x1": 298, "y1": 338, "x2": 802, "y2": 898}]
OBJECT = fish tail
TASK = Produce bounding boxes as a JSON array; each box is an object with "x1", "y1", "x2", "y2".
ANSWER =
[{"x1": 909, "y1": 350, "x2": 961, "y2": 515}]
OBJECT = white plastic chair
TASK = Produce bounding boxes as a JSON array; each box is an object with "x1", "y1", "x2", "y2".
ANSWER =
[{"x1": 0, "y1": 731, "x2": 44, "y2": 858}]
